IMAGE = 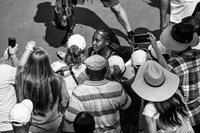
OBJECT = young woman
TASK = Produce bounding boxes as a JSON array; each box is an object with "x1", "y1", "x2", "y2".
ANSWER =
[
  {"x1": 131, "y1": 60, "x2": 194, "y2": 133},
  {"x1": 15, "y1": 41, "x2": 69, "y2": 133},
  {"x1": 51, "y1": 34, "x2": 88, "y2": 133},
  {"x1": 88, "y1": 26, "x2": 133, "y2": 63}
]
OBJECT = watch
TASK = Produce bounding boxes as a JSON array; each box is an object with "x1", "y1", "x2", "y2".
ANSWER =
[{"x1": 26, "y1": 45, "x2": 33, "y2": 51}]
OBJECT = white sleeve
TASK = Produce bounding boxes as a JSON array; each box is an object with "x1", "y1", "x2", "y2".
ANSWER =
[{"x1": 142, "y1": 102, "x2": 159, "y2": 120}]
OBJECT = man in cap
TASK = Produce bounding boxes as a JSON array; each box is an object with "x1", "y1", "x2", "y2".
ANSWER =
[
  {"x1": 151, "y1": 22, "x2": 200, "y2": 132},
  {"x1": 64, "y1": 54, "x2": 131, "y2": 133}
]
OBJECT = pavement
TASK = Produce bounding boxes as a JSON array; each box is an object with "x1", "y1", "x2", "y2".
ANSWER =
[{"x1": 0, "y1": 0, "x2": 164, "y2": 62}]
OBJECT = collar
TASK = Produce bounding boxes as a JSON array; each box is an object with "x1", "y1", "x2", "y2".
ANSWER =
[{"x1": 83, "y1": 79, "x2": 109, "y2": 86}]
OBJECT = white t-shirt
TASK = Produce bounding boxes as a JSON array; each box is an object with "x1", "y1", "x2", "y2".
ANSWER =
[
  {"x1": 51, "y1": 61, "x2": 87, "y2": 96},
  {"x1": 170, "y1": 0, "x2": 199, "y2": 23},
  {"x1": 0, "y1": 64, "x2": 17, "y2": 131}
]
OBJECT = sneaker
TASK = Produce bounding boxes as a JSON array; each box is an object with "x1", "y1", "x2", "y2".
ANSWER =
[{"x1": 127, "y1": 30, "x2": 134, "y2": 44}]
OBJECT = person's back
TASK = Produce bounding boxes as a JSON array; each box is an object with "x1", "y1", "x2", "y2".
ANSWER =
[
  {"x1": 0, "y1": 44, "x2": 19, "y2": 132},
  {"x1": 15, "y1": 42, "x2": 69, "y2": 132},
  {"x1": 65, "y1": 55, "x2": 131, "y2": 133}
]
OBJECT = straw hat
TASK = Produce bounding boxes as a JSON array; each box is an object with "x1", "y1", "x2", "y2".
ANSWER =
[
  {"x1": 131, "y1": 60, "x2": 179, "y2": 102},
  {"x1": 160, "y1": 23, "x2": 199, "y2": 51}
]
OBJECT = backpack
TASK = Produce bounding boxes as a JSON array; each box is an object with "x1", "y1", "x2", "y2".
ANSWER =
[{"x1": 52, "y1": 0, "x2": 75, "y2": 30}]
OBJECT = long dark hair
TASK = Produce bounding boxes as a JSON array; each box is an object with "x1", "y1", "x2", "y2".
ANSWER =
[
  {"x1": 16, "y1": 47, "x2": 62, "y2": 115},
  {"x1": 154, "y1": 93, "x2": 188, "y2": 127}
]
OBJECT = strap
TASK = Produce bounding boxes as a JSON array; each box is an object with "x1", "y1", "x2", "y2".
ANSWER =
[{"x1": 69, "y1": 66, "x2": 79, "y2": 85}]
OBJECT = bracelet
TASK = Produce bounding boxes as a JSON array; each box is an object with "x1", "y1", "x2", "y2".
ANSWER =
[{"x1": 26, "y1": 45, "x2": 33, "y2": 51}]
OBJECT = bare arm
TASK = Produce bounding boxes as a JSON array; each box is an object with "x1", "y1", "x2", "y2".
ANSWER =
[
  {"x1": 18, "y1": 41, "x2": 36, "y2": 67},
  {"x1": 145, "y1": 115, "x2": 157, "y2": 133},
  {"x1": 8, "y1": 44, "x2": 19, "y2": 67},
  {"x1": 148, "y1": 32, "x2": 168, "y2": 69},
  {"x1": 160, "y1": 0, "x2": 170, "y2": 30}
]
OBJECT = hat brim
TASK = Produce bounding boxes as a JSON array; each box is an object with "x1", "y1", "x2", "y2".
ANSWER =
[
  {"x1": 160, "y1": 25, "x2": 199, "y2": 51},
  {"x1": 131, "y1": 60, "x2": 179, "y2": 102}
]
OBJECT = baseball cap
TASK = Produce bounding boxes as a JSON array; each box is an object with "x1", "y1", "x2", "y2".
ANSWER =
[
  {"x1": 131, "y1": 49, "x2": 148, "y2": 68},
  {"x1": 9, "y1": 99, "x2": 33, "y2": 126},
  {"x1": 67, "y1": 34, "x2": 86, "y2": 51},
  {"x1": 84, "y1": 55, "x2": 107, "y2": 70},
  {"x1": 108, "y1": 55, "x2": 126, "y2": 74}
]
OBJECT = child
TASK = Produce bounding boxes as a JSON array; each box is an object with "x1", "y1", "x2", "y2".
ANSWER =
[{"x1": 73, "y1": 112, "x2": 95, "y2": 133}]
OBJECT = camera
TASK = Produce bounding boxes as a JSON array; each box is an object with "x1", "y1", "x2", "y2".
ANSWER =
[
  {"x1": 8, "y1": 37, "x2": 16, "y2": 48},
  {"x1": 133, "y1": 33, "x2": 150, "y2": 44}
]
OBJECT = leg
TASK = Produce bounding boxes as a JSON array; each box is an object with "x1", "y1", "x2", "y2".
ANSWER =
[
  {"x1": 110, "y1": 3, "x2": 132, "y2": 33},
  {"x1": 110, "y1": 3, "x2": 134, "y2": 44}
]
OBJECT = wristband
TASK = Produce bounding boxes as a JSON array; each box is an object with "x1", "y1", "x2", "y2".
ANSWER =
[{"x1": 26, "y1": 45, "x2": 34, "y2": 51}]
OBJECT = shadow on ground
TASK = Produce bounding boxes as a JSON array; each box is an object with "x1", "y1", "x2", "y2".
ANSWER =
[{"x1": 33, "y1": 2, "x2": 127, "y2": 48}]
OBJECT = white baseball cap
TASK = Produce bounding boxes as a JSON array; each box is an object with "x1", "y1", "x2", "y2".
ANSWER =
[
  {"x1": 9, "y1": 99, "x2": 33, "y2": 126},
  {"x1": 67, "y1": 34, "x2": 86, "y2": 51}
]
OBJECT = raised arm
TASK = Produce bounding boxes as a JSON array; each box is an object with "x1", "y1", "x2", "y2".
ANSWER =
[
  {"x1": 8, "y1": 44, "x2": 19, "y2": 67},
  {"x1": 18, "y1": 41, "x2": 36, "y2": 67},
  {"x1": 148, "y1": 32, "x2": 168, "y2": 69}
]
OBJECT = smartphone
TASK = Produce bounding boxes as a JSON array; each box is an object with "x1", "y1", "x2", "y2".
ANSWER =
[
  {"x1": 133, "y1": 34, "x2": 150, "y2": 44},
  {"x1": 8, "y1": 37, "x2": 16, "y2": 48}
]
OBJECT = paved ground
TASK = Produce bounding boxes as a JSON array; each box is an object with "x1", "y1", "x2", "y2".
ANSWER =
[{"x1": 0, "y1": 0, "x2": 165, "y2": 62}]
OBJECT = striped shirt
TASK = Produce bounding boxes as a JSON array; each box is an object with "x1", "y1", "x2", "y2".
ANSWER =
[
  {"x1": 65, "y1": 79, "x2": 131, "y2": 133},
  {"x1": 168, "y1": 49, "x2": 200, "y2": 126}
]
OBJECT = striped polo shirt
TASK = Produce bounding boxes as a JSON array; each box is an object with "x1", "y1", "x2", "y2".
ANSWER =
[{"x1": 65, "y1": 79, "x2": 131, "y2": 133}]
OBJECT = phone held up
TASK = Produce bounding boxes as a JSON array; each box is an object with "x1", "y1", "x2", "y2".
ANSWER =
[
  {"x1": 8, "y1": 37, "x2": 16, "y2": 48},
  {"x1": 132, "y1": 33, "x2": 150, "y2": 45}
]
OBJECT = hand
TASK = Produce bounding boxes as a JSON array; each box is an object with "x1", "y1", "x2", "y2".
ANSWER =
[
  {"x1": 160, "y1": 21, "x2": 168, "y2": 31},
  {"x1": 148, "y1": 32, "x2": 157, "y2": 50},
  {"x1": 8, "y1": 43, "x2": 18, "y2": 55},
  {"x1": 27, "y1": 40, "x2": 36, "y2": 49}
]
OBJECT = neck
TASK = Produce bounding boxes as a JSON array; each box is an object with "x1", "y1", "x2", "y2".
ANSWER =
[
  {"x1": 13, "y1": 125, "x2": 29, "y2": 133},
  {"x1": 98, "y1": 46, "x2": 111, "y2": 58},
  {"x1": 89, "y1": 76, "x2": 104, "y2": 81}
]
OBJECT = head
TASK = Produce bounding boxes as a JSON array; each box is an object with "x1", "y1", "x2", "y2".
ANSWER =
[
  {"x1": 131, "y1": 60, "x2": 179, "y2": 102},
  {"x1": 131, "y1": 49, "x2": 149, "y2": 73},
  {"x1": 160, "y1": 22, "x2": 199, "y2": 51},
  {"x1": 64, "y1": 34, "x2": 87, "y2": 66},
  {"x1": 84, "y1": 55, "x2": 107, "y2": 80},
  {"x1": 92, "y1": 26, "x2": 120, "y2": 53},
  {"x1": 182, "y1": 16, "x2": 200, "y2": 36},
  {"x1": 148, "y1": 41, "x2": 172, "y2": 62},
  {"x1": 74, "y1": 112, "x2": 95, "y2": 133},
  {"x1": 16, "y1": 47, "x2": 62, "y2": 114},
  {"x1": 108, "y1": 55, "x2": 126, "y2": 76},
  {"x1": 9, "y1": 99, "x2": 33, "y2": 133}
]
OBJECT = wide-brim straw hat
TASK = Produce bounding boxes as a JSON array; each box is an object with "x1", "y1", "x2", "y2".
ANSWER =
[
  {"x1": 131, "y1": 60, "x2": 179, "y2": 102},
  {"x1": 160, "y1": 24, "x2": 199, "y2": 51}
]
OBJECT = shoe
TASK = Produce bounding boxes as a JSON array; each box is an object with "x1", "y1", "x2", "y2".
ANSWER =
[{"x1": 127, "y1": 30, "x2": 134, "y2": 44}]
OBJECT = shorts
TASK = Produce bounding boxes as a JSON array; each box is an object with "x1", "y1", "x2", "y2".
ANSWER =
[{"x1": 100, "y1": 0, "x2": 120, "y2": 8}]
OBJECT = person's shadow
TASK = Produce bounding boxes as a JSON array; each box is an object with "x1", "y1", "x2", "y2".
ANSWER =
[
  {"x1": 34, "y1": 2, "x2": 67, "y2": 48},
  {"x1": 33, "y1": 2, "x2": 127, "y2": 48}
]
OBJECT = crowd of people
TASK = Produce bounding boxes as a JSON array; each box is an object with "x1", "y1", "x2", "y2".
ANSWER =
[{"x1": 1, "y1": 0, "x2": 200, "y2": 133}]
